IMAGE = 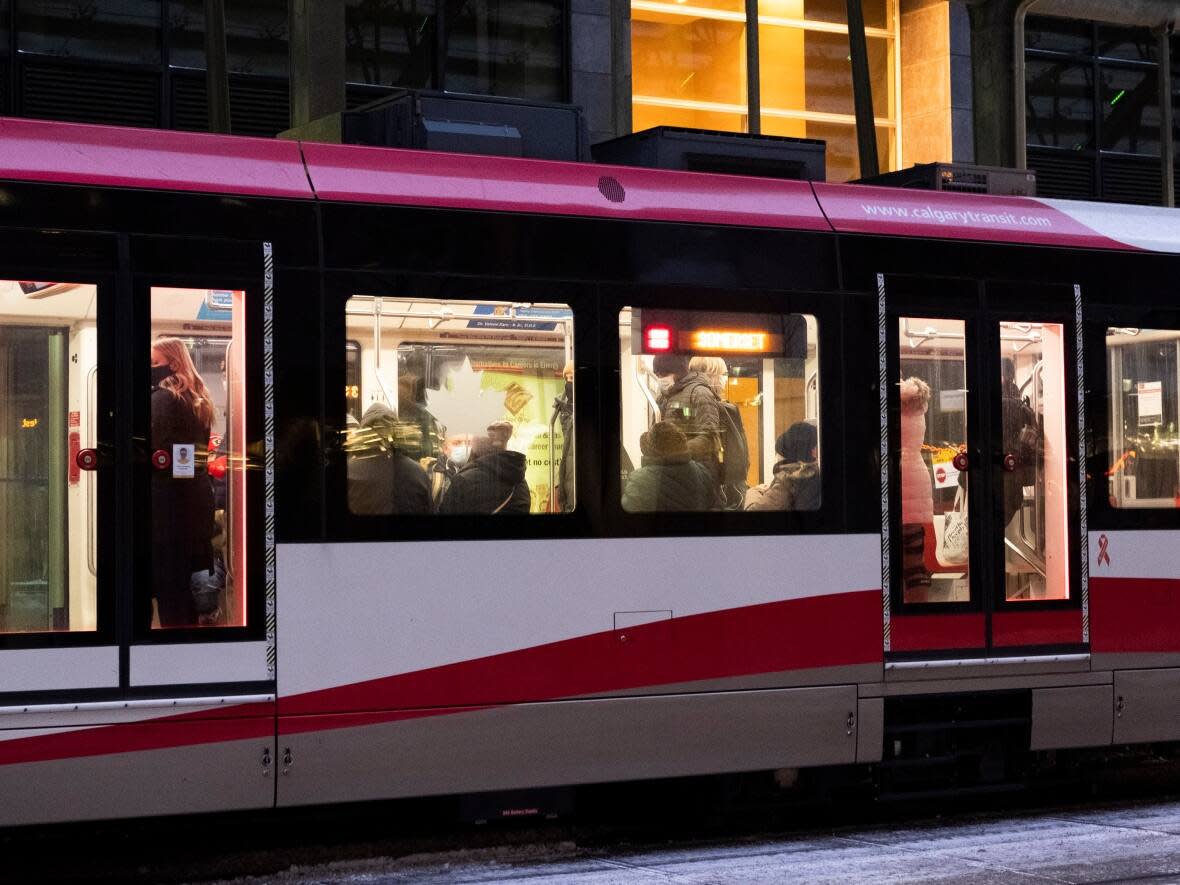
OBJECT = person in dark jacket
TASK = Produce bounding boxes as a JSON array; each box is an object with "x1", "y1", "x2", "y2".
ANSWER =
[
  {"x1": 150, "y1": 337, "x2": 217, "y2": 628},
  {"x1": 555, "y1": 360, "x2": 575, "y2": 512},
  {"x1": 744, "y1": 421, "x2": 820, "y2": 511},
  {"x1": 622, "y1": 421, "x2": 717, "y2": 512},
  {"x1": 347, "y1": 402, "x2": 432, "y2": 516},
  {"x1": 652, "y1": 354, "x2": 722, "y2": 483},
  {"x1": 439, "y1": 421, "x2": 531, "y2": 514}
]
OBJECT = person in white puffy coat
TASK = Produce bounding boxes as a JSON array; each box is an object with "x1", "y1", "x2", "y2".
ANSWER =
[{"x1": 899, "y1": 377, "x2": 934, "y2": 600}]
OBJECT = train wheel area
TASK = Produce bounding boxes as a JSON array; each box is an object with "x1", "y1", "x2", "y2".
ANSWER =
[{"x1": 6, "y1": 744, "x2": 1180, "y2": 883}]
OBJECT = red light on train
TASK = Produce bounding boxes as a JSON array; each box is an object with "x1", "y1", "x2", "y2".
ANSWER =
[{"x1": 645, "y1": 326, "x2": 672, "y2": 352}]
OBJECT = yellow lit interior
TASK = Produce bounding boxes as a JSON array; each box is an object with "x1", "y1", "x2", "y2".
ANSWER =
[{"x1": 631, "y1": 0, "x2": 898, "y2": 179}]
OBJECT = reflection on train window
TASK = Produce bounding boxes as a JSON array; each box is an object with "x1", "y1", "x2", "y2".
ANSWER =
[
  {"x1": 0, "y1": 280, "x2": 97, "y2": 634},
  {"x1": 619, "y1": 307, "x2": 819, "y2": 514},
  {"x1": 1108, "y1": 327, "x2": 1180, "y2": 508},
  {"x1": 999, "y1": 320, "x2": 1069, "y2": 602},
  {"x1": 344, "y1": 296, "x2": 574, "y2": 515},
  {"x1": 150, "y1": 288, "x2": 248, "y2": 630},
  {"x1": 897, "y1": 317, "x2": 970, "y2": 604}
]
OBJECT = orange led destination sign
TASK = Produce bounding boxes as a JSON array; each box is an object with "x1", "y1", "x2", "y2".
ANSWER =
[{"x1": 683, "y1": 328, "x2": 782, "y2": 354}]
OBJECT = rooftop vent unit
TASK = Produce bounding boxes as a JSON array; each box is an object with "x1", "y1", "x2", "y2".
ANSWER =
[
  {"x1": 591, "y1": 127, "x2": 826, "y2": 181},
  {"x1": 857, "y1": 162, "x2": 1037, "y2": 196},
  {"x1": 282, "y1": 89, "x2": 589, "y2": 162}
]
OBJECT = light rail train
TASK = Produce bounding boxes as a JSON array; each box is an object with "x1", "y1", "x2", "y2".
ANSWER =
[{"x1": 0, "y1": 117, "x2": 1178, "y2": 824}]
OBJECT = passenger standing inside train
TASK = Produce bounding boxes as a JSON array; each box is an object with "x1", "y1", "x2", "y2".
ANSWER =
[
  {"x1": 150, "y1": 338, "x2": 216, "y2": 628},
  {"x1": 689, "y1": 356, "x2": 750, "y2": 508},
  {"x1": 555, "y1": 360, "x2": 575, "y2": 512},
  {"x1": 438, "y1": 421, "x2": 531, "y2": 514},
  {"x1": 346, "y1": 402, "x2": 432, "y2": 515},
  {"x1": 744, "y1": 421, "x2": 820, "y2": 511},
  {"x1": 652, "y1": 354, "x2": 722, "y2": 486},
  {"x1": 622, "y1": 421, "x2": 716, "y2": 512},
  {"x1": 899, "y1": 377, "x2": 934, "y2": 600}
]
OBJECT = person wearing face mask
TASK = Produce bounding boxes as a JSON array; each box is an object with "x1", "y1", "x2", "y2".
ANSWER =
[
  {"x1": 651, "y1": 353, "x2": 723, "y2": 491},
  {"x1": 689, "y1": 356, "x2": 749, "y2": 509},
  {"x1": 555, "y1": 360, "x2": 575, "y2": 512},
  {"x1": 150, "y1": 338, "x2": 217, "y2": 628},
  {"x1": 438, "y1": 421, "x2": 531, "y2": 514}
]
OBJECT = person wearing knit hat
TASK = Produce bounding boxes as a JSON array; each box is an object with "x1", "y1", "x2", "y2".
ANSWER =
[
  {"x1": 623, "y1": 421, "x2": 717, "y2": 512},
  {"x1": 744, "y1": 420, "x2": 820, "y2": 511}
]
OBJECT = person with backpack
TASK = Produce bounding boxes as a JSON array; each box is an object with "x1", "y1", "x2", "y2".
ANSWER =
[
  {"x1": 652, "y1": 354, "x2": 722, "y2": 491},
  {"x1": 689, "y1": 356, "x2": 750, "y2": 509}
]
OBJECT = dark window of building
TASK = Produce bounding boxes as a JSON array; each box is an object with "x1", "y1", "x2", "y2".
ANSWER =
[
  {"x1": 168, "y1": 0, "x2": 289, "y2": 76},
  {"x1": 345, "y1": 0, "x2": 565, "y2": 100},
  {"x1": 443, "y1": 0, "x2": 564, "y2": 101},
  {"x1": 345, "y1": 0, "x2": 439, "y2": 89},
  {"x1": 18, "y1": 0, "x2": 162, "y2": 64},
  {"x1": 1025, "y1": 16, "x2": 1165, "y2": 205}
]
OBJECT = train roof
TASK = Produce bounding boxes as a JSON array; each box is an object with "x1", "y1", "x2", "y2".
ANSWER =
[{"x1": 2, "y1": 116, "x2": 1179, "y2": 255}]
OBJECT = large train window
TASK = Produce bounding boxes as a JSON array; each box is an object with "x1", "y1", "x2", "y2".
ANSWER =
[
  {"x1": 619, "y1": 307, "x2": 819, "y2": 513},
  {"x1": 1107, "y1": 327, "x2": 1180, "y2": 508},
  {"x1": 344, "y1": 296, "x2": 574, "y2": 515},
  {"x1": 149, "y1": 288, "x2": 248, "y2": 629},
  {"x1": 0, "y1": 280, "x2": 98, "y2": 635}
]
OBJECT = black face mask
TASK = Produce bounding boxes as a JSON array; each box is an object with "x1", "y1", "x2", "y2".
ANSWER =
[{"x1": 150, "y1": 364, "x2": 174, "y2": 386}]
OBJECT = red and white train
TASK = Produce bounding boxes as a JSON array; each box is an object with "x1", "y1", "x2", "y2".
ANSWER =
[{"x1": 0, "y1": 116, "x2": 1177, "y2": 825}]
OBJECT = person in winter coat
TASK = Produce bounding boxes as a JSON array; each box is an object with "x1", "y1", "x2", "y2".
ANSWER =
[
  {"x1": 689, "y1": 356, "x2": 750, "y2": 509},
  {"x1": 652, "y1": 354, "x2": 722, "y2": 483},
  {"x1": 744, "y1": 421, "x2": 820, "y2": 511},
  {"x1": 439, "y1": 421, "x2": 531, "y2": 514},
  {"x1": 622, "y1": 421, "x2": 717, "y2": 512},
  {"x1": 899, "y1": 376, "x2": 934, "y2": 600},
  {"x1": 150, "y1": 337, "x2": 217, "y2": 628},
  {"x1": 346, "y1": 402, "x2": 432, "y2": 516}
]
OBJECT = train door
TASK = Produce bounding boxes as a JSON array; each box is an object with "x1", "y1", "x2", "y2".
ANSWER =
[{"x1": 881, "y1": 276, "x2": 1086, "y2": 659}]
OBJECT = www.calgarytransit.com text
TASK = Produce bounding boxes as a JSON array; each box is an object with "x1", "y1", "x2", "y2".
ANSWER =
[{"x1": 860, "y1": 203, "x2": 1054, "y2": 228}]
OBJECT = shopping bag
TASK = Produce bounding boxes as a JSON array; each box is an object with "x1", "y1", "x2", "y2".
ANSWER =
[{"x1": 939, "y1": 485, "x2": 969, "y2": 565}]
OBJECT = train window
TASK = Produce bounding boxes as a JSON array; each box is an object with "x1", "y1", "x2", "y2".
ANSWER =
[
  {"x1": 619, "y1": 307, "x2": 820, "y2": 513},
  {"x1": 1107, "y1": 327, "x2": 1180, "y2": 508},
  {"x1": 0, "y1": 280, "x2": 98, "y2": 634},
  {"x1": 149, "y1": 288, "x2": 249, "y2": 629},
  {"x1": 344, "y1": 296, "x2": 574, "y2": 515}
]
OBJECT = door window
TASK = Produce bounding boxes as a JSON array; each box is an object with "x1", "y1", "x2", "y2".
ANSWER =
[
  {"x1": 0, "y1": 280, "x2": 99, "y2": 635},
  {"x1": 998, "y1": 321, "x2": 1070, "y2": 602},
  {"x1": 149, "y1": 287, "x2": 248, "y2": 629},
  {"x1": 897, "y1": 317, "x2": 970, "y2": 604}
]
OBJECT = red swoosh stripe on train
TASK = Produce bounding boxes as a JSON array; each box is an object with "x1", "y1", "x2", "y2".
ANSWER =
[{"x1": 0, "y1": 590, "x2": 880, "y2": 766}]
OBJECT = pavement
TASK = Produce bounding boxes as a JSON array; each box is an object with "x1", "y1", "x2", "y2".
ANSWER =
[{"x1": 200, "y1": 799, "x2": 1180, "y2": 884}]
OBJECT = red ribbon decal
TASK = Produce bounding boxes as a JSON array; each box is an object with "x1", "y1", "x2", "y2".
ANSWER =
[{"x1": 1097, "y1": 533, "x2": 1111, "y2": 566}]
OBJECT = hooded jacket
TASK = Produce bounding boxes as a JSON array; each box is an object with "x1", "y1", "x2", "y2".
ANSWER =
[
  {"x1": 743, "y1": 460, "x2": 820, "y2": 511},
  {"x1": 658, "y1": 372, "x2": 721, "y2": 467},
  {"x1": 439, "y1": 449, "x2": 531, "y2": 514},
  {"x1": 623, "y1": 453, "x2": 717, "y2": 512}
]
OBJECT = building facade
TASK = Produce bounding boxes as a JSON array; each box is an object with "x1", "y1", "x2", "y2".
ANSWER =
[{"x1": 0, "y1": 0, "x2": 1176, "y2": 203}]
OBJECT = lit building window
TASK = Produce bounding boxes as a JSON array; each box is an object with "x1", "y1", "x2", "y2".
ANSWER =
[{"x1": 631, "y1": 0, "x2": 899, "y2": 180}]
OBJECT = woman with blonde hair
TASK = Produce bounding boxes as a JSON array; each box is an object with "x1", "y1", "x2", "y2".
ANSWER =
[
  {"x1": 687, "y1": 356, "x2": 749, "y2": 508},
  {"x1": 150, "y1": 337, "x2": 216, "y2": 627},
  {"x1": 899, "y1": 376, "x2": 934, "y2": 601}
]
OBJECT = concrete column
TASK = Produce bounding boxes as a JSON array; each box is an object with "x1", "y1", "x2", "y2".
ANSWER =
[
  {"x1": 900, "y1": 0, "x2": 952, "y2": 167},
  {"x1": 572, "y1": 0, "x2": 622, "y2": 145},
  {"x1": 289, "y1": 0, "x2": 346, "y2": 128},
  {"x1": 968, "y1": 0, "x2": 1021, "y2": 168}
]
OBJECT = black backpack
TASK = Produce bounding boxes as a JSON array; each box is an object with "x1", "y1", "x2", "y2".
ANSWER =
[{"x1": 718, "y1": 400, "x2": 750, "y2": 488}]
